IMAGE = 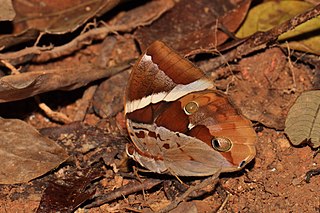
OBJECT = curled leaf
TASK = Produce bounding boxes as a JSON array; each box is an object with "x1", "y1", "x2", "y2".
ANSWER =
[{"x1": 285, "y1": 90, "x2": 320, "y2": 148}]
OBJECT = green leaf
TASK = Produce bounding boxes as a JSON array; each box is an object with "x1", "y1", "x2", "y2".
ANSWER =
[{"x1": 236, "y1": 1, "x2": 320, "y2": 55}]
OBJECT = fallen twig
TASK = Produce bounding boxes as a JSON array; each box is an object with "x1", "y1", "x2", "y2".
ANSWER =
[
  {"x1": 0, "y1": 0, "x2": 174, "y2": 66},
  {"x1": 73, "y1": 85, "x2": 98, "y2": 121},
  {"x1": 0, "y1": 59, "x2": 133, "y2": 103},
  {"x1": 85, "y1": 178, "x2": 163, "y2": 209},
  {"x1": 208, "y1": 3, "x2": 320, "y2": 70},
  {"x1": 34, "y1": 96, "x2": 72, "y2": 124},
  {"x1": 159, "y1": 170, "x2": 221, "y2": 213},
  {"x1": 0, "y1": 59, "x2": 21, "y2": 75}
]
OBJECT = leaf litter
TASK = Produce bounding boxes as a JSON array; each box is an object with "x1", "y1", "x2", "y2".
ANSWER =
[{"x1": 0, "y1": 0, "x2": 319, "y2": 212}]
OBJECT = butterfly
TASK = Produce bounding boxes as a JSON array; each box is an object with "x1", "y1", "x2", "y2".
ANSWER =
[{"x1": 124, "y1": 41, "x2": 256, "y2": 176}]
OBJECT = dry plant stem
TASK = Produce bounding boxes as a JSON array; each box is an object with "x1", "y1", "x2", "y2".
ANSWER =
[
  {"x1": 216, "y1": 191, "x2": 231, "y2": 213},
  {"x1": 85, "y1": 178, "x2": 163, "y2": 209},
  {"x1": 34, "y1": 32, "x2": 45, "y2": 47},
  {"x1": 0, "y1": 61, "x2": 133, "y2": 103},
  {"x1": 34, "y1": 26, "x2": 118, "y2": 62},
  {"x1": 0, "y1": 24, "x2": 152, "y2": 64},
  {"x1": 159, "y1": 171, "x2": 221, "y2": 213},
  {"x1": 210, "y1": 3, "x2": 320, "y2": 70},
  {"x1": 73, "y1": 85, "x2": 98, "y2": 121},
  {"x1": 124, "y1": 206, "x2": 143, "y2": 213},
  {"x1": 0, "y1": 46, "x2": 52, "y2": 64},
  {"x1": 34, "y1": 96, "x2": 72, "y2": 124},
  {"x1": 0, "y1": 0, "x2": 172, "y2": 65},
  {"x1": 0, "y1": 26, "x2": 122, "y2": 64},
  {"x1": 0, "y1": 59, "x2": 21, "y2": 75},
  {"x1": 313, "y1": 148, "x2": 320, "y2": 158},
  {"x1": 285, "y1": 43, "x2": 297, "y2": 92}
]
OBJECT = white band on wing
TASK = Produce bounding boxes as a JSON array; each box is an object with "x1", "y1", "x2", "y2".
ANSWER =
[{"x1": 125, "y1": 78, "x2": 213, "y2": 113}]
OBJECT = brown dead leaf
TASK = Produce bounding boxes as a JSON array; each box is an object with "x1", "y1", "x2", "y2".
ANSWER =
[
  {"x1": 110, "y1": 0, "x2": 175, "y2": 30},
  {"x1": 0, "y1": 0, "x2": 15, "y2": 21},
  {"x1": 0, "y1": 118, "x2": 69, "y2": 184},
  {"x1": 13, "y1": 0, "x2": 121, "y2": 34},
  {"x1": 39, "y1": 121, "x2": 126, "y2": 168},
  {"x1": 134, "y1": 0, "x2": 251, "y2": 55},
  {"x1": 37, "y1": 167, "x2": 102, "y2": 213},
  {"x1": 0, "y1": 0, "x2": 121, "y2": 51}
]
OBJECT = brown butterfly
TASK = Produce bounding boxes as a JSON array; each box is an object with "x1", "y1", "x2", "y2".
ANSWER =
[{"x1": 125, "y1": 41, "x2": 256, "y2": 176}]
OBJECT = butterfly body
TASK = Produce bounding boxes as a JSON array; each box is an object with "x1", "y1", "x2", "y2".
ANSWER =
[{"x1": 125, "y1": 41, "x2": 256, "y2": 176}]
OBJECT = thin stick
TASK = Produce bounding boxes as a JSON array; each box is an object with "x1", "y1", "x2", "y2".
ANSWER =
[
  {"x1": 0, "y1": 59, "x2": 21, "y2": 75},
  {"x1": 73, "y1": 85, "x2": 98, "y2": 121},
  {"x1": 209, "y1": 4, "x2": 320, "y2": 70},
  {"x1": 216, "y1": 191, "x2": 231, "y2": 213},
  {"x1": 85, "y1": 178, "x2": 163, "y2": 209},
  {"x1": 159, "y1": 170, "x2": 221, "y2": 213},
  {"x1": 34, "y1": 96, "x2": 72, "y2": 124}
]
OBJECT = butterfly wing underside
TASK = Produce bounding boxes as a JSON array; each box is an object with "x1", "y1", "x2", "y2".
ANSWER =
[{"x1": 125, "y1": 41, "x2": 256, "y2": 176}]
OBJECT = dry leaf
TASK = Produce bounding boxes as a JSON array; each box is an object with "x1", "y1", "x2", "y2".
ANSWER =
[
  {"x1": 0, "y1": 118, "x2": 69, "y2": 184},
  {"x1": 110, "y1": 0, "x2": 174, "y2": 30},
  {"x1": 0, "y1": 0, "x2": 15, "y2": 21},
  {"x1": 134, "y1": 0, "x2": 251, "y2": 55},
  {"x1": 285, "y1": 90, "x2": 320, "y2": 148},
  {"x1": 0, "y1": 0, "x2": 121, "y2": 51},
  {"x1": 37, "y1": 168, "x2": 102, "y2": 213},
  {"x1": 0, "y1": 0, "x2": 172, "y2": 66},
  {"x1": 12, "y1": 0, "x2": 121, "y2": 34}
]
